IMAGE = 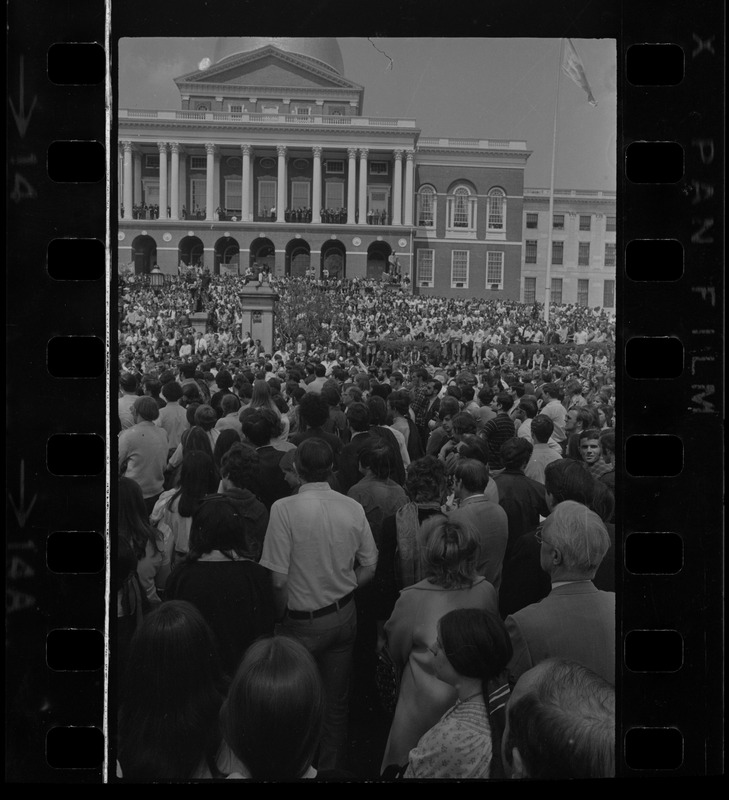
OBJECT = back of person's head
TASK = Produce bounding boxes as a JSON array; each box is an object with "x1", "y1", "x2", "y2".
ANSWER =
[
  {"x1": 457, "y1": 433, "x2": 491, "y2": 466},
  {"x1": 143, "y1": 377, "x2": 162, "y2": 398},
  {"x1": 478, "y1": 386, "x2": 494, "y2": 406},
  {"x1": 405, "y1": 455, "x2": 447, "y2": 503},
  {"x1": 419, "y1": 515, "x2": 479, "y2": 589},
  {"x1": 451, "y1": 411, "x2": 478, "y2": 437},
  {"x1": 183, "y1": 425, "x2": 215, "y2": 459},
  {"x1": 133, "y1": 395, "x2": 160, "y2": 422},
  {"x1": 161, "y1": 380, "x2": 183, "y2": 402},
  {"x1": 314, "y1": 362, "x2": 326, "y2": 378},
  {"x1": 543, "y1": 500, "x2": 611, "y2": 576},
  {"x1": 120, "y1": 371, "x2": 138, "y2": 393},
  {"x1": 366, "y1": 395, "x2": 389, "y2": 426},
  {"x1": 503, "y1": 658, "x2": 615, "y2": 779},
  {"x1": 213, "y1": 429, "x2": 242, "y2": 469},
  {"x1": 445, "y1": 385, "x2": 462, "y2": 402},
  {"x1": 346, "y1": 401, "x2": 371, "y2": 433},
  {"x1": 531, "y1": 414, "x2": 554, "y2": 444},
  {"x1": 438, "y1": 608, "x2": 512, "y2": 686},
  {"x1": 590, "y1": 480, "x2": 615, "y2": 524},
  {"x1": 119, "y1": 600, "x2": 225, "y2": 781},
  {"x1": 500, "y1": 437, "x2": 533, "y2": 470},
  {"x1": 599, "y1": 428, "x2": 615, "y2": 457},
  {"x1": 295, "y1": 437, "x2": 334, "y2": 482},
  {"x1": 298, "y1": 392, "x2": 330, "y2": 429},
  {"x1": 237, "y1": 380, "x2": 253, "y2": 402},
  {"x1": 241, "y1": 408, "x2": 276, "y2": 447},
  {"x1": 220, "y1": 393, "x2": 241, "y2": 416},
  {"x1": 189, "y1": 492, "x2": 261, "y2": 561},
  {"x1": 221, "y1": 635, "x2": 325, "y2": 781},
  {"x1": 182, "y1": 382, "x2": 202, "y2": 406},
  {"x1": 388, "y1": 389, "x2": 411, "y2": 417},
  {"x1": 519, "y1": 397, "x2": 539, "y2": 420},
  {"x1": 543, "y1": 459, "x2": 595, "y2": 507},
  {"x1": 370, "y1": 382, "x2": 392, "y2": 401},
  {"x1": 453, "y1": 458, "x2": 490, "y2": 493},
  {"x1": 215, "y1": 369, "x2": 233, "y2": 390},
  {"x1": 320, "y1": 384, "x2": 341, "y2": 408},
  {"x1": 495, "y1": 391, "x2": 514, "y2": 412},
  {"x1": 180, "y1": 361, "x2": 197, "y2": 379},
  {"x1": 219, "y1": 442, "x2": 259, "y2": 492},
  {"x1": 541, "y1": 382, "x2": 559, "y2": 399},
  {"x1": 460, "y1": 384, "x2": 475, "y2": 403},
  {"x1": 176, "y1": 451, "x2": 219, "y2": 517},
  {"x1": 359, "y1": 442, "x2": 392, "y2": 480},
  {"x1": 438, "y1": 395, "x2": 461, "y2": 420}
]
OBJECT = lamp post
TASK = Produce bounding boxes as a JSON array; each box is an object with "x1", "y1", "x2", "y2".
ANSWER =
[{"x1": 150, "y1": 266, "x2": 164, "y2": 290}]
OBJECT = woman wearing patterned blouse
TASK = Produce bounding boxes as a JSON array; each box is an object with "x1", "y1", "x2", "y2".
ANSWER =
[{"x1": 403, "y1": 608, "x2": 512, "y2": 780}]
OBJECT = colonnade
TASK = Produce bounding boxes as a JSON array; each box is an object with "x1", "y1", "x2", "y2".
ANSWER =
[{"x1": 120, "y1": 141, "x2": 416, "y2": 225}]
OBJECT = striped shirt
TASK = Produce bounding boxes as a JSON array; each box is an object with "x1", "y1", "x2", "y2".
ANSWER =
[{"x1": 482, "y1": 412, "x2": 516, "y2": 470}]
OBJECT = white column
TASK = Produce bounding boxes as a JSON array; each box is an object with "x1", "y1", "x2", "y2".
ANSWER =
[
  {"x1": 122, "y1": 141, "x2": 133, "y2": 219},
  {"x1": 392, "y1": 149, "x2": 403, "y2": 226},
  {"x1": 241, "y1": 144, "x2": 251, "y2": 221},
  {"x1": 205, "y1": 142, "x2": 215, "y2": 220},
  {"x1": 170, "y1": 143, "x2": 180, "y2": 219},
  {"x1": 133, "y1": 151, "x2": 142, "y2": 207},
  {"x1": 358, "y1": 147, "x2": 369, "y2": 224},
  {"x1": 276, "y1": 145, "x2": 287, "y2": 223},
  {"x1": 347, "y1": 147, "x2": 357, "y2": 224},
  {"x1": 312, "y1": 146, "x2": 322, "y2": 223},
  {"x1": 404, "y1": 149, "x2": 415, "y2": 226},
  {"x1": 157, "y1": 142, "x2": 168, "y2": 219}
]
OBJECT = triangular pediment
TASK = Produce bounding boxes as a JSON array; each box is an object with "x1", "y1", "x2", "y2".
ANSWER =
[{"x1": 175, "y1": 45, "x2": 362, "y2": 92}]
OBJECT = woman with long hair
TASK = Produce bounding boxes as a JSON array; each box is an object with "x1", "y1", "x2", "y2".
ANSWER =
[
  {"x1": 250, "y1": 378, "x2": 290, "y2": 445},
  {"x1": 117, "y1": 600, "x2": 232, "y2": 780},
  {"x1": 400, "y1": 608, "x2": 512, "y2": 779},
  {"x1": 221, "y1": 635, "x2": 330, "y2": 781},
  {"x1": 118, "y1": 476, "x2": 168, "y2": 604},
  {"x1": 379, "y1": 516, "x2": 499, "y2": 774},
  {"x1": 150, "y1": 450, "x2": 219, "y2": 565}
]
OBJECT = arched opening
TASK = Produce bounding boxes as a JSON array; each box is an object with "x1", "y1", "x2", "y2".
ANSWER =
[
  {"x1": 131, "y1": 235, "x2": 157, "y2": 274},
  {"x1": 178, "y1": 235, "x2": 205, "y2": 268},
  {"x1": 214, "y1": 236, "x2": 240, "y2": 276},
  {"x1": 249, "y1": 237, "x2": 276, "y2": 274},
  {"x1": 366, "y1": 241, "x2": 392, "y2": 280},
  {"x1": 285, "y1": 239, "x2": 311, "y2": 278},
  {"x1": 321, "y1": 241, "x2": 346, "y2": 280}
]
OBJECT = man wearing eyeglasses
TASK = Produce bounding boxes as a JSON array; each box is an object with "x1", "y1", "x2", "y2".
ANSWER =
[{"x1": 503, "y1": 500, "x2": 615, "y2": 686}]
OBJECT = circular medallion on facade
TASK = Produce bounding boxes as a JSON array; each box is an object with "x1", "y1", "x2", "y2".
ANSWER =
[
  {"x1": 118, "y1": 232, "x2": 125, "y2": 241},
  {"x1": 260, "y1": 157, "x2": 275, "y2": 170},
  {"x1": 293, "y1": 159, "x2": 309, "y2": 170},
  {"x1": 376, "y1": 235, "x2": 383, "y2": 241},
  {"x1": 295, "y1": 233, "x2": 302, "y2": 239},
  {"x1": 162, "y1": 232, "x2": 172, "y2": 242},
  {"x1": 398, "y1": 238, "x2": 408, "y2": 248},
  {"x1": 188, "y1": 231, "x2": 195, "y2": 237},
  {"x1": 224, "y1": 232, "x2": 230, "y2": 238},
  {"x1": 330, "y1": 234, "x2": 338, "y2": 240},
  {"x1": 352, "y1": 237, "x2": 361, "y2": 246},
  {"x1": 141, "y1": 230, "x2": 148, "y2": 236}
]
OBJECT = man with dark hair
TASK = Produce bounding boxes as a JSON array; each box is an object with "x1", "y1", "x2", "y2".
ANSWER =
[
  {"x1": 215, "y1": 392, "x2": 243, "y2": 435},
  {"x1": 218, "y1": 443, "x2": 270, "y2": 552},
  {"x1": 538, "y1": 383, "x2": 566, "y2": 446},
  {"x1": 525, "y1": 415, "x2": 562, "y2": 484},
  {"x1": 336, "y1": 402, "x2": 374, "y2": 494},
  {"x1": 260, "y1": 437, "x2": 378, "y2": 772},
  {"x1": 493, "y1": 438, "x2": 549, "y2": 555},
  {"x1": 240, "y1": 409, "x2": 291, "y2": 510},
  {"x1": 143, "y1": 376, "x2": 166, "y2": 410},
  {"x1": 598, "y1": 429, "x2": 615, "y2": 499},
  {"x1": 304, "y1": 362, "x2": 328, "y2": 394},
  {"x1": 210, "y1": 368, "x2": 235, "y2": 417},
  {"x1": 502, "y1": 658, "x2": 615, "y2": 779},
  {"x1": 504, "y1": 501, "x2": 615, "y2": 685},
  {"x1": 157, "y1": 380, "x2": 189, "y2": 455},
  {"x1": 448, "y1": 458, "x2": 509, "y2": 591},
  {"x1": 290, "y1": 392, "x2": 344, "y2": 469},
  {"x1": 578, "y1": 428, "x2": 612, "y2": 480},
  {"x1": 118, "y1": 396, "x2": 169, "y2": 514},
  {"x1": 118, "y1": 371, "x2": 140, "y2": 431},
  {"x1": 481, "y1": 392, "x2": 516, "y2": 471}
]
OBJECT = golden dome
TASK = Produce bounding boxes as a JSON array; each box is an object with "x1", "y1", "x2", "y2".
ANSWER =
[{"x1": 213, "y1": 37, "x2": 344, "y2": 75}]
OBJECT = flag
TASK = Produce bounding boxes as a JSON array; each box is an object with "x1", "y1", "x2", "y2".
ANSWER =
[{"x1": 562, "y1": 38, "x2": 598, "y2": 107}]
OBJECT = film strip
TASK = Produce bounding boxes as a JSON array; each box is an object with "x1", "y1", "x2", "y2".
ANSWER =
[{"x1": 5, "y1": 0, "x2": 724, "y2": 782}]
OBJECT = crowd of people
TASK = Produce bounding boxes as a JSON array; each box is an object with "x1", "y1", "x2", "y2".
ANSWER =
[{"x1": 115, "y1": 272, "x2": 617, "y2": 781}]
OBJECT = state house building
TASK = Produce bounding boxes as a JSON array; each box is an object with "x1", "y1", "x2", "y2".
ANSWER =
[{"x1": 118, "y1": 37, "x2": 615, "y2": 309}]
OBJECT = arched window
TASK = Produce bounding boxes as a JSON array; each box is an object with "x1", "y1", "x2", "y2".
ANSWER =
[
  {"x1": 446, "y1": 184, "x2": 476, "y2": 235},
  {"x1": 487, "y1": 187, "x2": 506, "y2": 234},
  {"x1": 417, "y1": 185, "x2": 436, "y2": 227}
]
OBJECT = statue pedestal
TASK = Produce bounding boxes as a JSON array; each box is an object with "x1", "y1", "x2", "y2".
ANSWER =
[
  {"x1": 189, "y1": 313, "x2": 208, "y2": 334},
  {"x1": 237, "y1": 282, "x2": 279, "y2": 355}
]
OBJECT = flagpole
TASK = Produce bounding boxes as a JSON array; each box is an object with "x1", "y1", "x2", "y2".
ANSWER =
[{"x1": 543, "y1": 38, "x2": 565, "y2": 324}]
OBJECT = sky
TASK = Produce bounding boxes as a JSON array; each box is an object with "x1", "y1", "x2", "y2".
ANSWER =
[{"x1": 117, "y1": 37, "x2": 616, "y2": 191}]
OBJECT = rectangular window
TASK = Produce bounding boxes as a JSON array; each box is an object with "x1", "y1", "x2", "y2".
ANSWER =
[
  {"x1": 526, "y1": 212, "x2": 538, "y2": 229},
  {"x1": 525, "y1": 240, "x2": 537, "y2": 264},
  {"x1": 606, "y1": 215, "x2": 616, "y2": 232},
  {"x1": 418, "y1": 191, "x2": 435, "y2": 227},
  {"x1": 229, "y1": 104, "x2": 243, "y2": 113},
  {"x1": 261, "y1": 104, "x2": 279, "y2": 114},
  {"x1": 293, "y1": 106, "x2": 311, "y2": 116},
  {"x1": 579, "y1": 214, "x2": 592, "y2": 231},
  {"x1": 190, "y1": 178, "x2": 206, "y2": 213},
  {"x1": 603, "y1": 279, "x2": 615, "y2": 308},
  {"x1": 553, "y1": 214, "x2": 565, "y2": 230},
  {"x1": 451, "y1": 250, "x2": 469, "y2": 288},
  {"x1": 552, "y1": 241, "x2": 564, "y2": 265},
  {"x1": 524, "y1": 276, "x2": 537, "y2": 304},
  {"x1": 604, "y1": 242, "x2": 616, "y2": 267},
  {"x1": 551, "y1": 277, "x2": 563, "y2": 304},
  {"x1": 325, "y1": 160, "x2": 344, "y2": 174},
  {"x1": 487, "y1": 193, "x2": 505, "y2": 230},
  {"x1": 577, "y1": 279, "x2": 590, "y2": 307},
  {"x1": 325, "y1": 181, "x2": 344, "y2": 209},
  {"x1": 328, "y1": 105, "x2": 346, "y2": 116},
  {"x1": 145, "y1": 155, "x2": 159, "y2": 170},
  {"x1": 190, "y1": 156, "x2": 207, "y2": 170},
  {"x1": 486, "y1": 251, "x2": 504, "y2": 290},
  {"x1": 291, "y1": 180, "x2": 310, "y2": 209},
  {"x1": 578, "y1": 242, "x2": 591, "y2": 266},
  {"x1": 417, "y1": 249, "x2": 434, "y2": 287},
  {"x1": 258, "y1": 180, "x2": 276, "y2": 216},
  {"x1": 225, "y1": 179, "x2": 242, "y2": 214},
  {"x1": 369, "y1": 161, "x2": 389, "y2": 175}
]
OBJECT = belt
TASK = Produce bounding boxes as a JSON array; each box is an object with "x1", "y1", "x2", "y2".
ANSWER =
[{"x1": 286, "y1": 591, "x2": 354, "y2": 620}]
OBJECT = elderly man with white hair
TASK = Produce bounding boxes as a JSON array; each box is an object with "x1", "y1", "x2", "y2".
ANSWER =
[{"x1": 504, "y1": 500, "x2": 615, "y2": 685}]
